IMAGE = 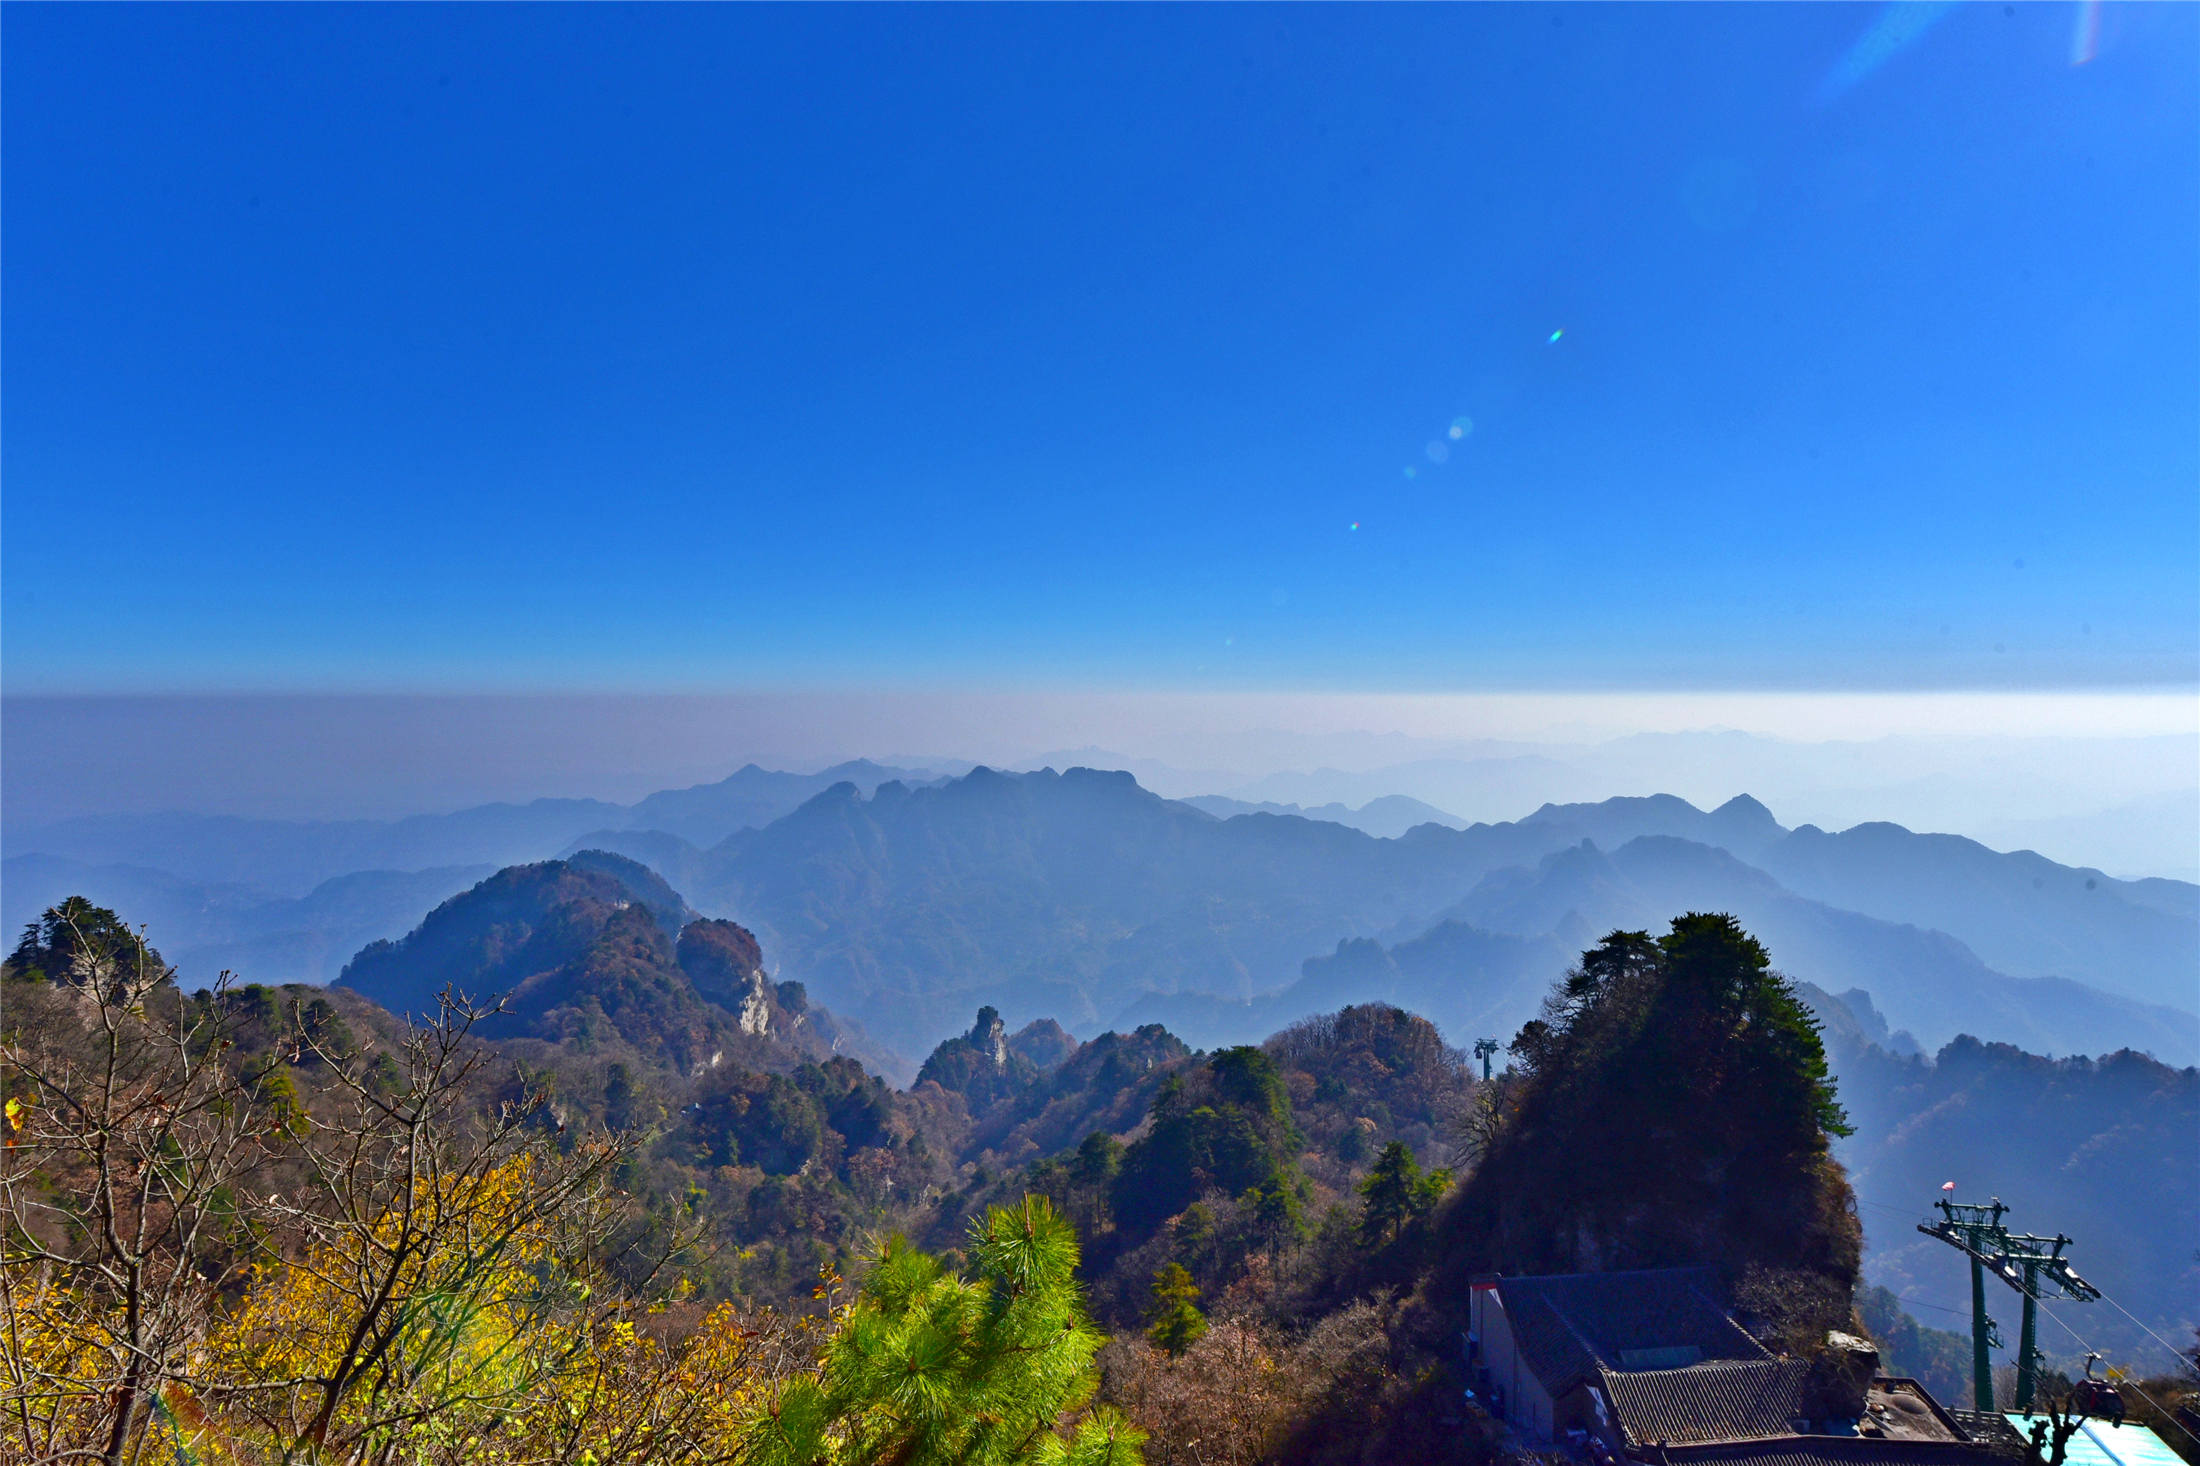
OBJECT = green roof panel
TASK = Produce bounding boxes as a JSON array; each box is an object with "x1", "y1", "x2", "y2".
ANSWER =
[{"x1": 2001, "y1": 1417, "x2": 2187, "y2": 1466}]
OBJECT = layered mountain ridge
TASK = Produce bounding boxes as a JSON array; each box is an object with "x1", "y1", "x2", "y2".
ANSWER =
[
  {"x1": 565, "y1": 769, "x2": 2197, "y2": 1063},
  {"x1": 10, "y1": 763, "x2": 2193, "y2": 1070}
]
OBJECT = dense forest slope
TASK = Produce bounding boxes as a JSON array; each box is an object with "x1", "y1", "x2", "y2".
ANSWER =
[{"x1": 1435, "y1": 918, "x2": 1862, "y2": 1342}]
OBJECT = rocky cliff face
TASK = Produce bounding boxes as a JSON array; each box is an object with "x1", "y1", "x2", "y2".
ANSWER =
[
  {"x1": 677, "y1": 918, "x2": 766, "y2": 1010},
  {"x1": 914, "y1": 1006, "x2": 1043, "y2": 1115}
]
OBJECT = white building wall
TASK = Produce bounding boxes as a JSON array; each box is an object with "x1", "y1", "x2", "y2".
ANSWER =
[{"x1": 1472, "y1": 1286, "x2": 1557, "y2": 1441}]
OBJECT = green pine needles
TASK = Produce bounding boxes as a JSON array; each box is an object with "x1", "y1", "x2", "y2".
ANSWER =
[{"x1": 742, "y1": 1194, "x2": 1145, "y2": 1466}]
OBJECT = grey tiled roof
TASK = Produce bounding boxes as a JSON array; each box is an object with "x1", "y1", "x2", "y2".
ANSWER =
[
  {"x1": 1600, "y1": 1360, "x2": 1812, "y2": 1447},
  {"x1": 1497, "y1": 1268, "x2": 1771, "y2": 1396}
]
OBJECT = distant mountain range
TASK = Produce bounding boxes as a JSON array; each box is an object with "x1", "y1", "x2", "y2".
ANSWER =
[
  {"x1": 10, "y1": 763, "x2": 2194, "y2": 1071},
  {"x1": 1134, "y1": 830, "x2": 2194, "y2": 1062},
  {"x1": 7, "y1": 759, "x2": 941, "y2": 895},
  {"x1": 562, "y1": 769, "x2": 2197, "y2": 1064},
  {"x1": 0, "y1": 853, "x2": 497, "y2": 988},
  {"x1": 307, "y1": 849, "x2": 2192, "y2": 1361},
  {"x1": 0, "y1": 759, "x2": 936, "y2": 983},
  {"x1": 1176, "y1": 793, "x2": 1469, "y2": 839}
]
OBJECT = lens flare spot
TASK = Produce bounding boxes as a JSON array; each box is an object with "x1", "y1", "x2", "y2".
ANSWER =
[
  {"x1": 1818, "y1": 3, "x2": 1958, "y2": 101},
  {"x1": 2072, "y1": 0, "x2": 2101, "y2": 63},
  {"x1": 1449, "y1": 417, "x2": 1474, "y2": 439},
  {"x1": 1349, "y1": 521, "x2": 1360, "y2": 531},
  {"x1": 1402, "y1": 466, "x2": 1417, "y2": 480},
  {"x1": 1548, "y1": 328, "x2": 1565, "y2": 344},
  {"x1": 1425, "y1": 441, "x2": 1450, "y2": 464}
]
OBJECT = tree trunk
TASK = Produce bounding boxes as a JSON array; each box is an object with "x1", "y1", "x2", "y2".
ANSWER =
[{"x1": 103, "y1": 1355, "x2": 144, "y2": 1466}]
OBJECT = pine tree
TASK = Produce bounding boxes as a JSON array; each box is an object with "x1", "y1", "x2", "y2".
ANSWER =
[
  {"x1": 5, "y1": 896, "x2": 166, "y2": 998},
  {"x1": 1145, "y1": 1263, "x2": 1208, "y2": 1357},
  {"x1": 743, "y1": 1194, "x2": 1144, "y2": 1466},
  {"x1": 1356, "y1": 1141, "x2": 1449, "y2": 1247},
  {"x1": 1443, "y1": 914, "x2": 1859, "y2": 1300}
]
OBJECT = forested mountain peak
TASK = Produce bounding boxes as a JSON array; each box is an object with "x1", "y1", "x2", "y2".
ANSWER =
[
  {"x1": 1438, "y1": 915, "x2": 1862, "y2": 1349},
  {"x1": 915, "y1": 1005, "x2": 1045, "y2": 1114},
  {"x1": 335, "y1": 856, "x2": 859, "y2": 1074},
  {"x1": 337, "y1": 857, "x2": 672, "y2": 1019}
]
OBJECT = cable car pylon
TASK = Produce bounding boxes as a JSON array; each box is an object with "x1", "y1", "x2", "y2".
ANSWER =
[
  {"x1": 1918, "y1": 1197, "x2": 2010, "y2": 1412},
  {"x1": 1918, "y1": 1196, "x2": 2099, "y2": 1413}
]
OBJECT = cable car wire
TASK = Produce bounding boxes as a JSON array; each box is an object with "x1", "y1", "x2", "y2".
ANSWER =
[{"x1": 2032, "y1": 1298, "x2": 2200, "y2": 1452}]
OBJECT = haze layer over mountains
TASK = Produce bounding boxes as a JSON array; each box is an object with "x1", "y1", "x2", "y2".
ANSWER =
[{"x1": 8, "y1": 761, "x2": 2193, "y2": 1072}]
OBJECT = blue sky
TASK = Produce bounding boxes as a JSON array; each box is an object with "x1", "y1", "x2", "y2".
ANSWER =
[{"x1": 5, "y1": 2, "x2": 2195, "y2": 693}]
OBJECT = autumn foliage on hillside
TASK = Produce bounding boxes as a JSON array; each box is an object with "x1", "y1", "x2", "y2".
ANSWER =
[
  {"x1": 2, "y1": 897, "x2": 1921, "y2": 1465},
  {"x1": 0, "y1": 934, "x2": 822, "y2": 1464}
]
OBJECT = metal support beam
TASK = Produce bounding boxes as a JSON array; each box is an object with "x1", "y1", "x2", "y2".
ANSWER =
[
  {"x1": 2016, "y1": 1259, "x2": 2041, "y2": 1410},
  {"x1": 1995, "y1": 1232, "x2": 2094, "y2": 1413},
  {"x1": 1920, "y1": 1197, "x2": 2010, "y2": 1411},
  {"x1": 1971, "y1": 1253, "x2": 1994, "y2": 1412}
]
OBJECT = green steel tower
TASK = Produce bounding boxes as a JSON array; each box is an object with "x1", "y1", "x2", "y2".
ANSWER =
[
  {"x1": 1918, "y1": 1197, "x2": 2009, "y2": 1412},
  {"x1": 1991, "y1": 1230, "x2": 2100, "y2": 1411},
  {"x1": 1919, "y1": 1199, "x2": 2100, "y2": 1413}
]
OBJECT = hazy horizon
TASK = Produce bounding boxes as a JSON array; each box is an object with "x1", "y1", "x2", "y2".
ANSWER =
[{"x1": 7, "y1": 688, "x2": 2194, "y2": 881}]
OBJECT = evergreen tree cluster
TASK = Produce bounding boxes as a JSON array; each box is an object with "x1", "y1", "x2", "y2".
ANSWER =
[
  {"x1": 1355, "y1": 1141, "x2": 1449, "y2": 1249},
  {"x1": 1111, "y1": 1047, "x2": 1305, "y2": 1243},
  {"x1": 7, "y1": 894, "x2": 166, "y2": 993},
  {"x1": 1441, "y1": 914, "x2": 1860, "y2": 1305}
]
